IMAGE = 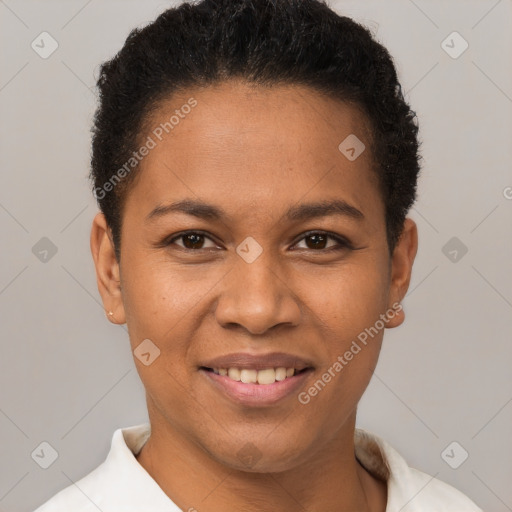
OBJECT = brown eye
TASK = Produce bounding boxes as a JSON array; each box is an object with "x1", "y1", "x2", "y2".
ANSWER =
[
  {"x1": 182, "y1": 233, "x2": 205, "y2": 249},
  {"x1": 167, "y1": 232, "x2": 218, "y2": 250},
  {"x1": 164, "y1": 230, "x2": 351, "y2": 253},
  {"x1": 294, "y1": 232, "x2": 350, "y2": 251},
  {"x1": 304, "y1": 233, "x2": 328, "y2": 249}
]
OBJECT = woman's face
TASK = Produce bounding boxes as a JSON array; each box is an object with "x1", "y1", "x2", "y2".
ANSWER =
[{"x1": 92, "y1": 80, "x2": 417, "y2": 472}]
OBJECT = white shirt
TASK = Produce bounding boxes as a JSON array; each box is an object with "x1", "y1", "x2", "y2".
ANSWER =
[{"x1": 33, "y1": 423, "x2": 483, "y2": 512}]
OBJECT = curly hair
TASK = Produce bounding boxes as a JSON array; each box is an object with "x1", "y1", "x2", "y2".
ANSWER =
[{"x1": 90, "y1": 0, "x2": 421, "y2": 262}]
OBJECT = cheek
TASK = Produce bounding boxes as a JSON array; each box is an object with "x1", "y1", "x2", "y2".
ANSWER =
[
  {"x1": 121, "y1": 265, "x2": 200, "y2": 416},
  {"x1": 121, "y1": 254, "x2": 203, "y2": 333},
  {"x1": 299, "y1": 259, "x2": 390, "y2": 336},
  {"x1": 120, "y1": 256, "x2": 216, "y2": 387},
  {"x1": 297, "y1": 260, "x2": 388, "y2": 398}
]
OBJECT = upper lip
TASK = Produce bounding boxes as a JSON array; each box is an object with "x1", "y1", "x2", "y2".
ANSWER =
[{"x1": 200, "y1": 352, "x2": 314, "y2": 371}]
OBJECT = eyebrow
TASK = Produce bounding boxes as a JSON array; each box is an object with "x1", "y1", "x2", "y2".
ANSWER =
[{"x1": 145, "y1": 198, "x2": 365, "y2": 223}]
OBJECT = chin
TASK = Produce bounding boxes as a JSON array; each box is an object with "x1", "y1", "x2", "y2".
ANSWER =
[{"x1": 205, "y1": 436, "x2": 310, "y2": 474}]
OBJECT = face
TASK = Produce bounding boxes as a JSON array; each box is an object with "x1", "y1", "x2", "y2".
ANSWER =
[{"x1": 91, "y1": 80, "x2": 417, "y2": 473}]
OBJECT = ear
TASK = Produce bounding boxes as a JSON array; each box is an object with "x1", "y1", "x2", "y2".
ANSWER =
[
  {"x1": 385, "y1": 217, "x2": 418, "y2": 329},
  {"x1": 90, "y1": 212, "x2": 126, "y2": 324}
]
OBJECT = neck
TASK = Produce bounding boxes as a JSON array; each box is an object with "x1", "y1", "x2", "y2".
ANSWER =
[{"x1": 135, "y1": 407, "x2": 386, "y2": 512}]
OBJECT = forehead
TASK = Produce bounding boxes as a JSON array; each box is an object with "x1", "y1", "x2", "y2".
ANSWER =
[{"x1": 125, "y1": 80, "x2": 382, "y2": 227}]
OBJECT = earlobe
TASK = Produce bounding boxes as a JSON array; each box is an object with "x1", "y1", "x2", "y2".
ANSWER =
[
  {"x1": 385, "y1": 301, "x2": 405, "y2": 329},
  {"x1": 385, "y1": 217, "x2": 418, "y2": 329},
  {"x1": 90, "y1": 212, "x2": 126, "y2": 324}
]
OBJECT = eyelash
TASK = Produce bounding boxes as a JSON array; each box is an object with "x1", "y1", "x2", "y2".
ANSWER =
[{"x1": 163, "y1": 230, "x2": 353, "y2": 253}]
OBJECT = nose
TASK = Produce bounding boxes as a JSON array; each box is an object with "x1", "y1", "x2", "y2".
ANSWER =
[{"x1": 214, "y1": 252, "x2": 302, "y2": 335}]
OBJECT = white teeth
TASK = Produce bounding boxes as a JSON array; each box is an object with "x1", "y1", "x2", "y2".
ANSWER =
[
  {"x1": 213, "y1": 367, "x2": 299, "y2": 385},
  {"x1": 257, "y1": 368, "x2": 276, "y2": 385},
  {"x1": 275, "y1": 367, "x2": 287, "y2": 381},
  {"x1": 240, "y1": 369, "x2": 257, "y2": 383},
  {"x1": 228, "y1": 368, "x2": 241, "y2": 381}
]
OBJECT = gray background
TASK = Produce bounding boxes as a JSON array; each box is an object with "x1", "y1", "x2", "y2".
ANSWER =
[{"x1": 0, "y1": 0, "x2": 511, "y2": 510}]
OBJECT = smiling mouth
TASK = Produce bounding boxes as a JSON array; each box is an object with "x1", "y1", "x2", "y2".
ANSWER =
[{"x1": 200, "y1": 366, "x2": 311, "y2": 385}]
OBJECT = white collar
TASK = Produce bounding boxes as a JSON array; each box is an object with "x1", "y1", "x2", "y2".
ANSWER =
[{"x1": 34, "y1": 423, "x2": 483, "y2": 512}]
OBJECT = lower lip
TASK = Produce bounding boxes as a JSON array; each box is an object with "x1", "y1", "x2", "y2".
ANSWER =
[{"x1": 199, "y1": 368, "x2": 313, "y2": 407}]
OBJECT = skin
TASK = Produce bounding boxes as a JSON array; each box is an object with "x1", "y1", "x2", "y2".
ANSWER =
[{"x1": 91, "y1": 80, "x2": 418, "y2": 512}]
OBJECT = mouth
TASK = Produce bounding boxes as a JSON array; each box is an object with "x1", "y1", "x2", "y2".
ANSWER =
[
  {"x1": 198, "y1": 352, "x2": 315, "y2": 406},
  {"x1": 200, "y1": 366, "x2": 310, "y2": 385}
]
